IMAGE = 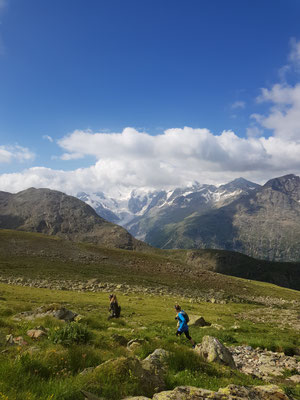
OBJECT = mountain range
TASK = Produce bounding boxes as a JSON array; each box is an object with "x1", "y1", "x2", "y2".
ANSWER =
[
  {"x1": 0, "y1": 187, "x2": 148, "y2": 251},
  {"x1": 1, "y1": 178, "x2": 300, "y2": 288},
  {"x1": 77, "y1": 175, "x2": 300, "y2": 262}
]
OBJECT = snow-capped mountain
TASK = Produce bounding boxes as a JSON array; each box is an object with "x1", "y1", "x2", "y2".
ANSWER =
[{"x1": 77, "y1": 177, "x2": 260, "y2": 240}]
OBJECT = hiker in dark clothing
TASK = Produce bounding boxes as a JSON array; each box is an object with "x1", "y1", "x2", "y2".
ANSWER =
[
  {"x1": 108, "y1": 294, "x2": 121, "y2": 319},
  {"x1": 175, "y1": 304, "x2": 195, "y2": 348}
]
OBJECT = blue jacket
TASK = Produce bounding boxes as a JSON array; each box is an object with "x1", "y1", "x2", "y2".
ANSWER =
[{"x1": 177, "y1": 311, "x2": 188, "y2": 332}]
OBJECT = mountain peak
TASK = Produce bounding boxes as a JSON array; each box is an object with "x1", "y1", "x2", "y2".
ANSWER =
[
  {"x1": 263, "y1": 174, "x2": 300, "y2": 200},
  {"x1": 220, "y1": 177, "x2": 260, "y2": 191}
]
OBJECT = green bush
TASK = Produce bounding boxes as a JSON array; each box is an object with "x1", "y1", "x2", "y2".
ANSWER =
[{"x1": 48, "y1": 322, "x2": 91, "y2": 346}]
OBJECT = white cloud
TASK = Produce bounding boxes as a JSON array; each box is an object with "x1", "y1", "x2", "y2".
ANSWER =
[
  {"x1": 43, "y1": 135, "x2": 53, "y2": 143},
  {"x1": 251, "y1": 39, "x2": 300, "y2": 142},
  {"x1": 0, "y1": 145, "x2": 35, "y2": 164},
  {"x1": 1, "y1": 126, "x2": 300, "y2": 196},
  {"x1": 231, "y1": 101, "x2": 245, "y2": 109},
  {"x1": 253, "y1": 83, "x2": 300, "y2": 141}
]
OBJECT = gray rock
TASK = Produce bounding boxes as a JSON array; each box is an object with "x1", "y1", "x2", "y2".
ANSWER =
[
  {"x1": 195, "y1": 335, "x2": 236, "y2": 368},
  {"x1": 189, "y1": 315, "x2": 211, "y2": 327},
  {"x1": 53, "y1": 307, "x2": 77, "y2": 322}
]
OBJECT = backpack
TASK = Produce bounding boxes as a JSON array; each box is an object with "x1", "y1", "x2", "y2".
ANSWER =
[{"x1": 180, "y1": 310, "x2": 189, "y2": 323}]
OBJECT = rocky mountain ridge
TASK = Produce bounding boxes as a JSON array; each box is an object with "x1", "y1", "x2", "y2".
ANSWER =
[
  {"x1": 77, "y1": 177, "x2": 260, "y2": 240},
  {"x1": 0, "y1": 188, "x2": 148, "y2": 251},
  {"x1": 150, "y1": 174, "x2": 300, "y2": 261},
  {"x1": 77, "y1": 174, "x2": 300, "y2": 261}
]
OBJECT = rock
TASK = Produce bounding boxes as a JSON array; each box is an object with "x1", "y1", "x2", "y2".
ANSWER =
[
  {"x1": 13, "y1": 336, "x2": 28, "y2": 346},
  {"x1": 210, "y1": 323, "x2": 225, "y2": 330},
  {"x1": 142, "y1": 349, "x2": 169, "y2": 373},
  {"x1": 53, "y1": 307, "x2": 77, "y2": 322},
  {"x1": 152, "y1": 386, "x2": 217, "y2": 400},
  {"x1": 219, "y1": 384, "x2": 292, "y2": 399},
  {"x1": 95, "y1": 356, "x2": 166, "y2": 394},
  {"x1": 79, "y1": 367, "x2": 96, "y2": 376},
  {"x1": 27, "y1": 329, "x2": 47, "y2": 339},
  {"x1": 288, "y1": 375, "x2": 300, "y2": 383},
  {"x1": 6, "y1": 334, "x2": 14, "y2": 345},
  {"x1": 123, "y1": 397, "x2": 150, "y2": 400},
  {"x1": 127, "y1": 338, "x2": 145, "y2": 351},
  {"x1": 229, "y1": 345, "x2": 300, "y2": 380},
  {"x1": 80, "y1": 390, "x2": 104, "y2": 400},
  {"x1": 189, "y1": 315, "x2": 211, "y2": 327},
  {"x1": 150, "y1": 384, "x2": 293, "y2": 400},
  {"x1": 195, "y1": 336, "x2": 236, "y2": 368}
]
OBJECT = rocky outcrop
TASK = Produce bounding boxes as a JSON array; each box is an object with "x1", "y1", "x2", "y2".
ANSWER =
[
  {"x1": 230, "y1": 345, "x2": 300, "y2": 380},
  {"x1": 123, "y1": 384, "x2": 294, "y2": 400},
  {"x1": 195, "y1": 336, "x2": 236, "y2": 368},
  {"x1": 13, "y1": 305, "x2": 78, "y2": 322}
]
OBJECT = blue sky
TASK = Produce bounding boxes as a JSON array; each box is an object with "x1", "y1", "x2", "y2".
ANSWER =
[{"x1": 1, "y1": 0, "x2": 300, "y2": 196}]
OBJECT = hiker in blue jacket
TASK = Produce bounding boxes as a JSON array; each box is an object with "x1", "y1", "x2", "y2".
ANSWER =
[{"x1": 175, "y1": 304, "x2": 196, "y2": 348}]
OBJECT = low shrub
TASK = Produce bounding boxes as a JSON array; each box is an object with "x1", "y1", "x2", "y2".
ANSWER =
[{"x1": 48, "y1": 322, "x2": 91, "y2": 346}]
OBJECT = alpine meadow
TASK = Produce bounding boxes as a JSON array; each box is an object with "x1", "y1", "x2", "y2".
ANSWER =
[{"x1": 0, "y1": 1, "x2": 300, "y2": 400}]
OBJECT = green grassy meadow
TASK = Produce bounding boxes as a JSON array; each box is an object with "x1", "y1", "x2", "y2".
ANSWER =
[
  {"x1": 0, "y1": 230, "x2": 300, "y2": 399},
  {"x1": 0, "y1": 283, "x2": 299, "y2": 400}
]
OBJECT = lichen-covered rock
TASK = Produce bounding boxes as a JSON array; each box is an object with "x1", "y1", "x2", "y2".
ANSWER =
[
  {"x1": 142, "y1": 349, "x2": 169, "y2": 374},
  {"x1": 152, "y1": 386, "x2": 220, "y2": 400},
  {"x1": 219, "y1": 384, "x2": 291, "y2": 399},
  {"x1": 195, "y1": 336, "x2": 236, "y2": 368},
  {"x1": 149, "y1": 384, "x2": 293, "y2": 400}
]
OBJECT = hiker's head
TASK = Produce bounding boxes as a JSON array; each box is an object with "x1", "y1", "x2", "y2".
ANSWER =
[{"x1": 174, "y1": 304, "x2": 181, "y2": 312}]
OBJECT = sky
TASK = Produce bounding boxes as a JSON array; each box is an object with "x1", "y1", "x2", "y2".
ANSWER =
[{"x1": 1, "y1": 0, "x2": 300, "y2": 197}]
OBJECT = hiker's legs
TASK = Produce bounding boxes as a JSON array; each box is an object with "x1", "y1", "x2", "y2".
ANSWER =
[{"x1": 184, "y1": 330, "x2": 195, "y2": 346}]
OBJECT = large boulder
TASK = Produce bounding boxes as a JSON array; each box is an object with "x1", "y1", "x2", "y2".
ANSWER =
[
  {"x1": 141, "y1": 349, "x2": 169, "y2": 373},
  {"x1": 93, "y1": 356, "x2": 166, "y2": 397},
  {"x1": 195, "y1": 335, "x2": 236, "y2": 368}
]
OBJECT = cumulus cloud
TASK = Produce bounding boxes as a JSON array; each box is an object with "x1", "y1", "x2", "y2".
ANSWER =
[
  {"x1": 253, "y1": 82, "x2": 300, "y2": 141},
  {"x1": 251, "y1": 39, "x2": 300, "y2": 142},
  {"x1": 0, "y1": 145, "x2": 35, "y2": 164},
  {"x1": 1, "y1": 126, "x2": 300, "y2": 196}
]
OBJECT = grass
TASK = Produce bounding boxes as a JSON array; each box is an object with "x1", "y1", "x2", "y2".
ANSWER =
[
  {"x1": 0, "y1": 229, "x2": 299, "y2": 399},
  {"x1": 0, "y1": 283, "x2": 299, "y2": 399},
  {"x1": 1, "y1": 229, "x2": 300, "y2": 302}
]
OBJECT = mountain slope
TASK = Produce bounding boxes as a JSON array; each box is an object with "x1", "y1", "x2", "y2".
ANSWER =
[
  {"x1": 0, "y1": 188, "x2": 148, "y2": 251},
  {"x1": 148, "y1": 175, "x2": 300, "y2": 261},
  {"x1": 1, "y1": 229, "x2": 300, "y2": 293},
  {"x1": 78, "y1": 178, "x2": 260, "y2": 241}
]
